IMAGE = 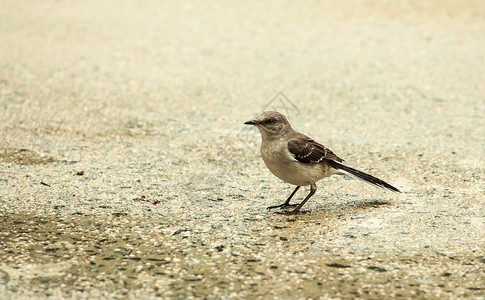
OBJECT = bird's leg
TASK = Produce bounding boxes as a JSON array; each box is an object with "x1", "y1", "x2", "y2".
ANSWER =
[
  {"x1": 279, "y1": 183, "x2": 316, "y2": 215},
  {"x1": 267, "y1": 186, "x2": 300, "y2": 209}
]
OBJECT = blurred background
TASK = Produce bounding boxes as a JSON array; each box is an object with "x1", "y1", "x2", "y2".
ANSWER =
[{"x1": 1, "y1": 0, "x2": 483, "y2": 149}]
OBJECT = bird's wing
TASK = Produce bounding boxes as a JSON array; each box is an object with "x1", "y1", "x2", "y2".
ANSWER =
[{"x1": 287, "y1": 136, "x2": 344, "y2": 164}]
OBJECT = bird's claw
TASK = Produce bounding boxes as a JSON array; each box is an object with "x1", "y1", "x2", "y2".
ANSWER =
[{"x1": 267, "y1": 203, "x2": 300, "y2": 210}]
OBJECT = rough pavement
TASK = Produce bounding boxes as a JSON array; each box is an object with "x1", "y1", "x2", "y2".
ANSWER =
[{"x1": 1, "y1": 1, "x2": 484, "y2": 299}]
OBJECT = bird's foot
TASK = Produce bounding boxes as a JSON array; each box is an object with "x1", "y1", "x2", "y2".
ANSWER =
[
  {"x1": 267, "y1": 203, "x2": 299, "y2": 210},
  {"x1": 275, "y1": 208, "x2": 305, "y2": 215}
]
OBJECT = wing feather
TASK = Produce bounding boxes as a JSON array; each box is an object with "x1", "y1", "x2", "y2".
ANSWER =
[{"x1": 287, "y1": 137, "x2": 343, "y2": 164}]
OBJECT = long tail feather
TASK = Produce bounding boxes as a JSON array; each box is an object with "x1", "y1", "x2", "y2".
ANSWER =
[{"x1": 328, "y1": 161, "x2": 401, "y2": 193}]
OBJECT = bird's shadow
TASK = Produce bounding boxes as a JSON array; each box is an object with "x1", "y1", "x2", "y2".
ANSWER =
[
  {"x1": 346, "y1": 200, "x2": 391, "y2": 209},
  {"x1": 267, "y1": 199, "x2": 392, "y2": 218}
]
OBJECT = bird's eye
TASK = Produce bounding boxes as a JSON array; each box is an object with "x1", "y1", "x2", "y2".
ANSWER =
[{"x1": 264, "y1": 118, "x2": 275, "y2": 125}]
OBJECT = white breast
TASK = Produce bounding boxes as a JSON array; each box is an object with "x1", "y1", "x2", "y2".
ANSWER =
[{"x1": 260, "y1": 139, "x2": 333, "y2": 186}]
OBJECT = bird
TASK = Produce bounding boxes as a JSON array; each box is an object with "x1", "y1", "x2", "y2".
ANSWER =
[{"x1": 244, "y1": 111, "x2": 400, "y2": 214}]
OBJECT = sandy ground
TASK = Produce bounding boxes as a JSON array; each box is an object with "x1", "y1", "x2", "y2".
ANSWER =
[{"x1": 1, "y1": 0, "x2": 484, "y2": 299}]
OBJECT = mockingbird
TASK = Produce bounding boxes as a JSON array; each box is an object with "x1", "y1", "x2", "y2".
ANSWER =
[{"x1": 245, "y1": 111, "x2": 400, "y2": 214}]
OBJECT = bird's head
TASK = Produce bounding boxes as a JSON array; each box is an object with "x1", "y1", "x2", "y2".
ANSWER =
[{"x1": 244, "y1": 111, "x2": 292, "y2": 139}]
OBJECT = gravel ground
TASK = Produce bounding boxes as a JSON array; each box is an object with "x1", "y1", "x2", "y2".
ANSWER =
[{"x1": 1, "y1": 0, "x2": 484, "y2": 299}]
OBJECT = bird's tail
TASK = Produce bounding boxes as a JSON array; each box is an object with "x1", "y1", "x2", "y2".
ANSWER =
[{"x1": 328, "y1": 161, "x2": 401, "y2": 193}]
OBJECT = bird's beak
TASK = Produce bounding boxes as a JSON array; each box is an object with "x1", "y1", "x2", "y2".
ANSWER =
[{"x1": 244, "y1": 120, "x2": 259, "y2": 125}]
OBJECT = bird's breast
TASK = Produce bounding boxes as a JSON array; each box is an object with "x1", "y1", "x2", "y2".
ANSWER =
[{"x1": 260, "y1": 140, "x2": 328, "y2": 186}]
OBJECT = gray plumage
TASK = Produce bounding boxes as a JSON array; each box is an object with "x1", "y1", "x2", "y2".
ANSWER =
[{"x1": 245, "y1": 111, "x2": 400, "y2": 214}]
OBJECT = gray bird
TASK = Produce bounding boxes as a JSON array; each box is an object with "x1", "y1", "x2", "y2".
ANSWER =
[{"x1": 245, "y1": 111, "x2": 400, "y2": 214}]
